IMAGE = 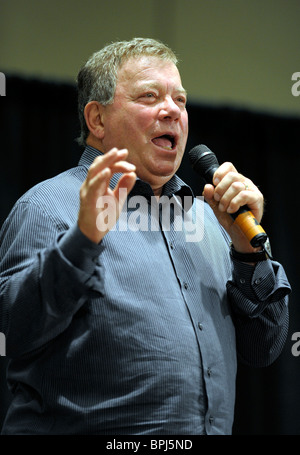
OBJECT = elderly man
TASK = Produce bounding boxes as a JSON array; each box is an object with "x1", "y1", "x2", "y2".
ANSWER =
[{"x1": 0, "y1": 37, "x2": 290, "y2": 435}]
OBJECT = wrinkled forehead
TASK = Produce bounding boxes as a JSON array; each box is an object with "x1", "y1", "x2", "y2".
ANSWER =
[{"x1": 116, "y1": 55, "x2": 183, "y2": 88}]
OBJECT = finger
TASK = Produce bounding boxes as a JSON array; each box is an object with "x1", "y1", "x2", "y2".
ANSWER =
[
  {"x1": 203, "y1": 183, "x2": 235, "y2": 232},
  {"x1": 213, "y1": 162, "x2": 237, "y2": 186},
  {"x1": 89, "y1": 168, "x2": 112, "y2": 196},
  {"x1": 225, "y1": 180, "x2": 258, "y2": 213},
  {"x1": 80, "y1": 168, "x2": 112, "y2": 203},
  {"x1": 202, "y1": 183, "x2": 215, "y2": 204},
  {"x1": 203, "y1": 184, "x2": 222, "y2": 214},
  {"x1": 214, "y1": 170, "x2": 245, "y2": 200},
  {"x1": 89, "y1": 159, "x2": 136, "y2": 185},
  {"x1": 114, "y1": 172, "x2": 137, "y2": 204},
  {"x1": 109, "y1": 161, "x2": 136, "y2": 174},
  {"x1": 217, "y1": 179, "x2": 249, "y2": 212},
  {"x1": 87, "y1": 160, "x2": 136, "y2": 195},
  {"x1": 88, "y1": 148, "x2": 129, "y2": 179},
  {"x1": 227, "y1": 186, "x2": 263, "y2": 221}
]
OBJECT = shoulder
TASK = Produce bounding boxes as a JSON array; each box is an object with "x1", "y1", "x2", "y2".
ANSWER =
[
  {"x1": 5, "y1": 165, "x2": 87, "y2": 230},
  {"x1": 23, "y1": 165, "x2": 86, "y2": 203}
]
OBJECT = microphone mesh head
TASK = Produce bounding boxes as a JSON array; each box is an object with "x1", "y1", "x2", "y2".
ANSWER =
[{"x1": 188, "y1": 144, "x2": 219, "y2": 177}]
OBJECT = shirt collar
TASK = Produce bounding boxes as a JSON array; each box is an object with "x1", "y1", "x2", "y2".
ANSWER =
[
  {"x1": 78, "y1": 145, "x2": 101, "y2": 169},
  {"x1": 78, "y1": 145, "x2": 194, "y2": 204}
]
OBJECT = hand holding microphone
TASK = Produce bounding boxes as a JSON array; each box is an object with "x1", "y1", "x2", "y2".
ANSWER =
[{"x1": 189, "y1": 144, "x2": 268, "y2": 255}]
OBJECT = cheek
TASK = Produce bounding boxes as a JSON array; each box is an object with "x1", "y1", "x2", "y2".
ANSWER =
[
  {"x1": 129, "y1": 103, "x2": 156, "y2": 124},
  {"x1": 181, "y1": 112, "x2": 189, "y2": 136},
  {"x1": 120, "y1": 110, "x2": 152, "y2": 141}
]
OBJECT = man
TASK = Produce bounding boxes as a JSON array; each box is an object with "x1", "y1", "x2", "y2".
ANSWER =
[{"x1": 0, "y1": 38, "x2": 291, "y2": 435}]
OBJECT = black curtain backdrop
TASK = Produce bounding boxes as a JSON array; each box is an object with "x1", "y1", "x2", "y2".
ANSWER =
[{"x1": 0, "y1": 76, "x2": 300, "y2": 435}]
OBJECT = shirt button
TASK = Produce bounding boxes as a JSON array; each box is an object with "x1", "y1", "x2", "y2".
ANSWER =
[
  {"x1": 170, "y1": 242, "x2": 174, "y2": 250},
  {"x1": 198, "y1": 322, "x2": 203, "y2": 331},
  {"x1": 239, "y1": 278, "x2": 245, "y2": 284},
  {"x1": 209, "y1": 416, "x2": 214, "y2": 425},
  {"x1": 254, "y1": 278, "x2": 262, "y2": 285},
  {"x1": 207, "y1": 367, "x2": 212, "y2": 377},
  {"x1": 183, "y1": 282, "x2": 188, "y2": 290}
]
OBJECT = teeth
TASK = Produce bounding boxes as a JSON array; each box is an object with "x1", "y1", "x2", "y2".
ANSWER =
[{"x1": 162, "y1": 146, "x2": 172, "y2": 150}]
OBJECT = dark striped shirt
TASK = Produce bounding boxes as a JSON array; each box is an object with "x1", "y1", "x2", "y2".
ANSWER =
[{"x1": 0, "y1": 146, "x2": 291, "y2": 435}]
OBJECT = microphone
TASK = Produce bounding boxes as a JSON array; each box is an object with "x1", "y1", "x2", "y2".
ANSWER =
[{"x1": 188, "y1": 144, "x2": 268, "y2": 248}]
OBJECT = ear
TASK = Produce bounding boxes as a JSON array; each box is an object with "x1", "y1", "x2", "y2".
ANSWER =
[{"x1": 84, "y1": 101, "x2": 105, "y2": 140}]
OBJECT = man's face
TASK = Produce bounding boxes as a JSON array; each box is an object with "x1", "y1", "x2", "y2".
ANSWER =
[{"x1": 100, "y1": 56, "x2": 189, "y2": 191}]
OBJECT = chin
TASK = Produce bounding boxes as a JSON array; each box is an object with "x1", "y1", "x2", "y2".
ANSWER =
[{"x1": 153, "y1": 162, "x2": 178, "y2": 177}]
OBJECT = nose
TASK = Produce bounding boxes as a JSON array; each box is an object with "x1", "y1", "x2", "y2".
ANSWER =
[{"x1": 158, "y1": 95, "x2": 181, "y2": 121}]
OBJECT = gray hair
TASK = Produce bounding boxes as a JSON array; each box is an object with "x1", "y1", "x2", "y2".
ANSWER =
[{"x1": 76, "y1": 37, "x2": 178, "y2": 147}]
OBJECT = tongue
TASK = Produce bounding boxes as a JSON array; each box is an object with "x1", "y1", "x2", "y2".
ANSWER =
[{"x1": 152, "y1": 136, "x2": 172, "y2": 149}]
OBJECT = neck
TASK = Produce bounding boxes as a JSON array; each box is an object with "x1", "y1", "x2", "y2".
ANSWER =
[
  {"x1": 86, "y1": 136, "x2": 102, "y2": 150},
  {"x1": 152, "y1": 186, "x2": 163, "y2": 199},
  {"x1": 86, "y1": 137, "x2": 167, "y2": 199}
]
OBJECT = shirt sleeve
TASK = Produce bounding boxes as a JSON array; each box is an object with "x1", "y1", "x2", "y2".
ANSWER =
[
  {"x1": 0, "y1": 200, "x2": 104, "y2": 359},
  {"x1": 226, "y1": 257, "x2": 291, "y2": 367}
]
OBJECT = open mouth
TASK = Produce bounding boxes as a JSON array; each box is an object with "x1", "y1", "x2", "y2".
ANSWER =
[{"x1": 151, "y1": 134, "x2": 176, "y2": 150}]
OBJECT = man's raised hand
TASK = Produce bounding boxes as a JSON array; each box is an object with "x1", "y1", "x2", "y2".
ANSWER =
[{"x1": 78, "y1": 148, "x2": 136, "y2": 243}]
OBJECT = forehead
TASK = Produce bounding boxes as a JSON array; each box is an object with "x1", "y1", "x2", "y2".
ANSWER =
[{"x1": 116, "y1": 55, "x2": 183, "y2": 88}]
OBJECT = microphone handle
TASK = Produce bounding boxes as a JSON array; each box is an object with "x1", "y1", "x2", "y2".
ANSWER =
[
  {"x1": 230, "y1": 206, "x2": 268, "y2": 248},
  {"x1": 204, "y1": 165, "x2": 267, "y2": 247}
]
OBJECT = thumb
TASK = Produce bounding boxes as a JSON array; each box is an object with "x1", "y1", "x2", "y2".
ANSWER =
[
  {"x1": 203, "y1": 183, "x2": 234, "y2": 232},
  {"x1": 114, "y1": 171, "x2": 137, "y2": 209},
  {"x1": 203, "y1": 183, "x2": 218, "y2": 211}
]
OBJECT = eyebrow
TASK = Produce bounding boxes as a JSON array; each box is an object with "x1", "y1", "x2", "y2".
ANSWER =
[
  {"x1": 176, "y1": 87, "x2": 188, "y2": 97},
  {"x1": 136, "y1": 81, "x2": 187, "y2": 97}
]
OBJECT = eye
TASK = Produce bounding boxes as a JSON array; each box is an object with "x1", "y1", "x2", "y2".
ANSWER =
[
  {"x1": 176, "y1": 95, "x2": 187, "y2": 105},
  {"x1": 139, "y1": 92, "x2": 157, "y2": 104},
  {"x1": 144, "y1": 92, "x2": 156, "y2": 99}
]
